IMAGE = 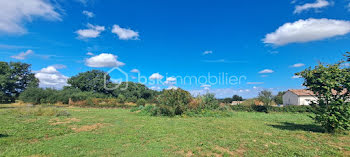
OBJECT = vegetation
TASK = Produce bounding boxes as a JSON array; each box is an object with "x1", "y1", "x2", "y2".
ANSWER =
[
  {"x1": 258, "y1": 90, "x2": 274, "y2": 106},
  {"x1": 274, "y1": 91, "x2": 285, "y2": 105},
  {"x1": 0, "y1": 106, "x2": 349, "y2": 156},
  {"x1": 297, "y1": 54, "x2": 350, "y2": 133},
  {"x1": 153, "y1": 88, "x2": 192, "y2": 116},
  {"x1": 0, "y1": 62, "x2": 38, "y2": 103}
]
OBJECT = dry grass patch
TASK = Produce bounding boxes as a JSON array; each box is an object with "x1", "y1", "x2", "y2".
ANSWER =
[
  {"x1": 71, "y1": 123, "x2": 105, "y2": 132},
  {"x1": 50, "y1": 118, "x2": 80, "y2": 125}
]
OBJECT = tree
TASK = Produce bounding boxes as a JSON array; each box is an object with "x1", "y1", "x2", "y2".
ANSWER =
[
  {"x1": 0, "y1": 62, "x2": 38, "y2": 103},
  {"x1": 274, "y1": 91, "x2": 285, "y2": 105},
  {"x1": 296, "y1": 56, "x2": 350, "y2": 133},
  {"x1": 258, "y1": 90, "x2": 273, "y2": 106},
  {"x1": 67, "y1": 70, "x2": 112, "y2": 94},
  {"x1": 232, "y1": 95, "x2": 243, "y2": 101}
]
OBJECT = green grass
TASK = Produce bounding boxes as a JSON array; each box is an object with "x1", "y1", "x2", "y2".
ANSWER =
[{"x1": 0, "y1": 105, "x2": 349, "y2": 157}]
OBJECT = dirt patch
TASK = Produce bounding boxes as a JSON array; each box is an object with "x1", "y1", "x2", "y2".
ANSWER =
[
  {"x1": 71, "y1": 123, "x2": 104, "y2": 132},
  {"x1": 50, "y1": 118, "x2": 80, "y2": 125}
]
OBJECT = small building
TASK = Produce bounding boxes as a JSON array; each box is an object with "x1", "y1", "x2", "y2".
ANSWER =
[
  {"x1": 283, "y1": 89, "x2": 316, "y2": 106},
  {"x1": 231, "y1": 101, "x2": 243, "y2": 105}
]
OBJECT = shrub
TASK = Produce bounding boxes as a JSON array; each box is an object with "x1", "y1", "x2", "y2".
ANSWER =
[
  {"x1": 117, "y1": 94, "x2": 126, "y2": 104},
  {"x1": 136, "y1": 98, "x2": 146, "y2": 106},
  {"x1": 155, "y1": 88, "x2": 192, "y2": 116},
  {"x1": 199, "y1": 93, "x2": 219, "y2": 110}
]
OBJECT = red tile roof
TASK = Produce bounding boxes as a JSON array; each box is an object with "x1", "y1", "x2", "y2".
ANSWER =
[{"x1": 288, "y1": 89, "x2": 348, "y2": 96}]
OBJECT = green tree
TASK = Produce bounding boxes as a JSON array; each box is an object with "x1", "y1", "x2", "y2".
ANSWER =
[
  {"x1": 232, "y1": 95, "x2": 243, "y2": 101},
  {"x1": 156, "y1": 88, "x2": 192, "y2": 116},
  {"x1": 274, "y1": 91, "x2": 285, "y2": 105},
  {"x1": 67, "y1": 70, "x2": 112, "y2": 94},
  {"x1": 0, "y1": 62, "x2": 38, "y2": 103},
  {"x1": 258, "y1": 90, "x2": 273, "y2": 106},
  {"x1": 296, "y1": 55, "x2": 350, "y2": 133}
]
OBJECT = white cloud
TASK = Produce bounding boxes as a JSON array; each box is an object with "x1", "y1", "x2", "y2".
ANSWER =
[
  {"x1": 82, "y1": 10, "x2": 94, "y2": 18},
  {"x1": 130, "y1": 69, "x2": 140, "y2": 73},
  {"x1": 11, "y1": 50, "x2": 34, "y2": 60},
  {"x1": 164, "y1": 77, "x2": 177, "y2": 85},
  {"x1": 203, "y1": 50, "x2": 213, "y2": 55},
  {"x1": 258, "y1": 69, "x2": 274, "y2": 74},
  {"x1": 111, "y1": 25, "x2": 139, "y2": 40},
  {"x1": 263, "y1": 18, "x2": 350, "y2": 46},
  {"x1": 294, "y1": 0, "x2": 330, "y2": 14},
  {"x1": 291, "y1": 63, "x2": 305, "y2": 67},
  {"x1": 149, "y1": 73, "x2": 164, "y2": 80},
  {"x1": 292, "y1": 75, "x2": 302, "y2": 79},
  {"x1": 35, "y1": 66, "x2": 68, "y2": 89},
  {"x1": 85, "y1": 53, "x2": 125, "y2": 68},
  {"x1": 76, "y1": 23, "x2": 105, "y2": 39},
  {"x1": 200, "y1": 84, "x2": 211, "y2": 90},
  {"x1": 167, "y1": 86, "x2": 178, "y2": 90},
  {"x1": 0, "y1": 0, "x2": 61, "y2": 34},
  {"x1": 86, "y1": 52, "x2": 94, "y2": 56},
  {"x1": 150, "y1": 86, "x2": 161, "y2": 90},
  {"x1": 247, "y1": 82, "x2": 264, "y2": 85}
]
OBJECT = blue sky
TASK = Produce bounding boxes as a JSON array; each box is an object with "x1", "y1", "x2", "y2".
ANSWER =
[{"x1": 1, "y1": 0, "x2": 350, "y2": 98}]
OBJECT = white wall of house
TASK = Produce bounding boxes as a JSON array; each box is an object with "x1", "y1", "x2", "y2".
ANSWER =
[
  {"x1": 283, "y1": 91, "x2": 317, "y2": 106},
  {"x1": 283, "y1": 91, "x2": 299, "y2": 106},
  {"x1": 298, "y1": 96, "x2": 316, "y2": 105}
]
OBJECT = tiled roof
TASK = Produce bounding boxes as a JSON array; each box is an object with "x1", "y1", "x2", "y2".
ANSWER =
[{"x1": 288, "y1": 89, "x2": 348, "y2": 96}]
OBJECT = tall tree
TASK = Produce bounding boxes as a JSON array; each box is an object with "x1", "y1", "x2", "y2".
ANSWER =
[
  {"x1": 296, "y1": 54, "x2": 350, "y2": 133},
  {"x1": 67, "y1": 70, "x2": 112, "y2": 94},
  {"x1": 232, "y1": 95, "x2": 243, "y2": 101},
  {"x1": 258, "y1": 90, "x2": 273, "y2": 106},
  {"x1": 274, "y1": 91, "x2": 285, "y2": 105},
  {"x1": 0, "y1": 62, "x2": 38, "y2": 103}
]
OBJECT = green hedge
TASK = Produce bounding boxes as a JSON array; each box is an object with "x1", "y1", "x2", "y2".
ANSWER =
[{"x1": 230, "y1": 105, "x2": 313, "y2": 113}]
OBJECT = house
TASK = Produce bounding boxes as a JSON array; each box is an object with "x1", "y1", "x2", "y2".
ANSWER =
[
  {"x1": 283, "y1": 89, "x2": 349, "y2": 106},
  {"x1": 283, "y1": 89, "x2": 316, "y2": 106}
]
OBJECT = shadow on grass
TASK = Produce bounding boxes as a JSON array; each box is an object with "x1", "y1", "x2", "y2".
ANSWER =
[
  {"x1": 269, "y1": 122, "x2": 325, "y2": 133},
  {"x1": 0, "y1": 134, "x2": 9, "y2": 138}
]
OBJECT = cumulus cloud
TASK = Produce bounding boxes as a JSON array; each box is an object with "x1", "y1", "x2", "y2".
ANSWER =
[
  {"x1": 167, "y1": 86, "x2": 178, "y2": 90},
  {"x1": 35, "y1": 66, "x2": 68, "y2": 89},
  {"x1": 149, "y1": 73, "x2": 164, "y2": 80},
  {"x1": 164, "y1": 77, "x2": 177, "y2": 85},
  {"x1": 76, "y1": 23, "x2": 105, "y2": 39},
  {"x1": 150, "y1": 86, "x2": 161, "y2": 90},
  {"x1": 112, "y1": 25, "x2": 139, "y2": 40},
  {"x1": 292, "y1": 75, "x2": 302, "y2": 79},
  {"x1": 82, "y1": 10, "x2": 94, "y2": 18},
  {"x1": 258, "y1": 69, "x2": 274, "y2": 74},
  {"x1": 86, "y1": 52, "x2": 94, "y2": 56},
  {"x1": 291, "y1": 63, "x2": 305, "y2": 67},
  {"x1": 130, "y1": 69, "x2": 140, "y2": 73},
  {"x1": 263, "y1": 18, "x2": 350, "y2": 46},
  {"x1": 85, "y1": 53, "x2": 125, "y2": 68},
  {"x1": 11, "y1": 50, "x2": 34, "y2": 60},
  {"x1": 294, "y1": 0, "x2": 330, "y2": 14},
  {"x1": 203, "y1": 50, "x2": 213, "y2": 55},
  {"x1": 0, "y1": 0, "x2": 61, "y2": 34}
]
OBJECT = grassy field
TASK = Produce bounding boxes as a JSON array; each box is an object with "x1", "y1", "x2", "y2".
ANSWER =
[{"x1": 0, "y1": 105, "x2": 349, "y2": 157}]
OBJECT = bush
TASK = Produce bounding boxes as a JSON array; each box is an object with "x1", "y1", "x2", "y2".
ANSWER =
[
  {"x1": 230, "y1": 104, "x2": 313, "y2": 113},
  {"x1": 136, "y1": 98, "x2": 146, "y2": 106},
  {"x1": 155, "y1": 88, "x2": 192, "y2": 116},
  {"x1": 199, "y1": 93, "x2": 219, "y2": 110},
  {"x1": 312, "y1": 101, "x2": 350, "y2": 133}
]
